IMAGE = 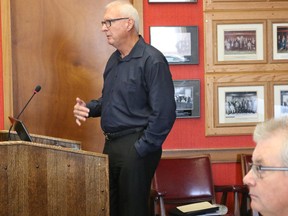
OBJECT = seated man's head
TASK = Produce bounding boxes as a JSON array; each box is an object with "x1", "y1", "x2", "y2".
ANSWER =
[{"x1": 243, "y1": 117, "x2": 288, "y2": 216}]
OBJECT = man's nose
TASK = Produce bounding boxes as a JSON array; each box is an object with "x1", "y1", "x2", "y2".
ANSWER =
[
  {"x1": 243, "y1": 169, "x2": 256, "y2": 186},
  {"x1": 101, "y1": 25, "x2": 108, "y2": 32}
]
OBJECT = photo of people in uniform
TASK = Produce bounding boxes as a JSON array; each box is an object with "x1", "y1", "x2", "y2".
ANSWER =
[
  {"x1": 225, "y1": 91, "x2": 258, "y2": 118},
  {"x1": 277, "y1": 26, "x2": 288, "y2": 53},
  {"x1": 224, "y1": 30, "x2": 257, "y2": 55}
]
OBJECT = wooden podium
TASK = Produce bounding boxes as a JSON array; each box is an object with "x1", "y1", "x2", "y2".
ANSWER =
[{"x1": 0, "y1": 131, "x2": 109, "y2": 216}]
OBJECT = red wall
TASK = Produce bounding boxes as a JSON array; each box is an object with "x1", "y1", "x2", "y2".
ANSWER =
[
  {"x1": 143, "y1": 1, "x2": 254, "y2": 187},
  {"x1": 143, "y1": 1, "x2": 254, "y2": 150}
]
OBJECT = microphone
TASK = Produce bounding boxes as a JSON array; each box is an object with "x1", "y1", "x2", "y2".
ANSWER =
[
  {"x1": 8, "y1": 85, "x2": 42, "y2": 140},
  {"x1": 16, "y1": 85, "x2": 41, "y2": 119}
]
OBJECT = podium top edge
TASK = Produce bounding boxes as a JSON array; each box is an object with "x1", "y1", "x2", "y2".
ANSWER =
[
  {"x1": 0, "y1": 130, "x2": 81, "y2": 144},
  {"x1": 0, "y1": 140, "x2": 107, "y2": 158}
]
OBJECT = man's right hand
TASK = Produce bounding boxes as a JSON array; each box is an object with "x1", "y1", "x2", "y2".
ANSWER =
[{"x1": 73, "y1": 97, "x2": 90, "y2": 126}]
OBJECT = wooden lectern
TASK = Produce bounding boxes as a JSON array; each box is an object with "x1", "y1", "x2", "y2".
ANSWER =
[{"x1": 0, "y1": 131, "x2": 109, "y2": 216}]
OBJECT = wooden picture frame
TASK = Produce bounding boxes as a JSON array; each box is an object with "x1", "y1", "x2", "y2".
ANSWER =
[
  {"x1": 205, "y1": 75, "x2": 269, "y2": 136},
  {"x1": 174, "y1": 79, "x2": 200, "y2": 118},
  {"x1": 272, "y1": 22, "x2": 288, "y2": 61},
  {"x1": 216, "y1": 85, "x2": 265, "y2": 126},
  {"x1": 215, "y1": 22, "x2": 265, "y2": 64},
  {"x1": 205, "y1": 14, "x2": 288, "y2": 73},
  {"x1": 150, "y1": 26, "x2": 199, "y2": 65}
]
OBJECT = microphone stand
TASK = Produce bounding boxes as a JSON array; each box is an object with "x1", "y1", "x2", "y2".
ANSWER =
[{"x1": 7, "y1": 86, "x2": 41, "y2": 141}]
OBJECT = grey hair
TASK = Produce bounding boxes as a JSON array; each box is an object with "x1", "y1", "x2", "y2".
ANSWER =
[
  {"x1": 105, "y1": 1, "x2": 140, "y2": 33},
  {"x1": 253, "y1": 117, "x2": 288, "y2": 166}
]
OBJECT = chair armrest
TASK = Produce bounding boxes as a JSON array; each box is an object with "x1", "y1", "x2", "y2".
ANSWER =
[
  {"x1": 215, "y1": 184, "x2": 248, "y2": 193},
  {"x1": 150, "y1": 189, "x2": 167, "y2": 216},
  {"x1": 214, "y1": 184, "x2": 248, "y2": 205},
  {"x1": 215, "y1": 185, "x2": 249, "y2": 216},
  {"x1": 150, "y1": 188, "x2": 167, "y2": 198}
]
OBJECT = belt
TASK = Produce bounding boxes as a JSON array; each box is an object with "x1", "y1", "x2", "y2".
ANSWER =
[{"x1": 104, "y1": 127, "x2": 145, "y2": 141}]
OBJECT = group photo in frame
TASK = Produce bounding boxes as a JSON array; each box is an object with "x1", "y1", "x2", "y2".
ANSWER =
[
  {"x1": 272, "y1": 22, "x2": 288, "y2": 61},
  {"x1": 273, "y1": 84, "x2": 288, "y2": 118},
  {"x1": 217, "y1": 85, "x2": 265, "y2": 126},
  {"x1": 148, "y1": 0, "x2": 197, "y2": 3},
  {"x1": 216, "y1": 22, "x2": 265, "y2": 63},
  {"x1": 150, "y1": 26, "x2": 199, "y2": 65},
  {"x1": 173, "y1": 79, "x2": 200, "y2": 118}
]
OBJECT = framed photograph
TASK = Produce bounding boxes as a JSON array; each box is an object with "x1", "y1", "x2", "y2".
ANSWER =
[
  {"x1": 217, "y1": 85, "x2": 265, "y2": 126},
  {"x1": 273, "y1": 84, "x2": 288, "y2": 118},
  {"x1": 149, "y1": 0, "x2": 197, "y2": 2},
  {"x1": 173, "y1": 80, "x2": 200, "y2": 118},
  {"x1": 272, "y1": 23, "x2": 288, "y2": 60},
  {"x1": 216, "y1": 23, "x2": 265, "y2": 63},
  {"x1": 150, "y1": 26, "x2": 199, "y2": 65}
]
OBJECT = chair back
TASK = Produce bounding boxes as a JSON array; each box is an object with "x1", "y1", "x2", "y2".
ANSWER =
[
  {"x1": 240, "y1": 154, "x2": 262, "y2": 216},
  {"x1": 152, "y1": 154, "x2": 215, "y2": 206},
  {"x1": 240, "y1": 154, "x2": 252, "y2": 177}
]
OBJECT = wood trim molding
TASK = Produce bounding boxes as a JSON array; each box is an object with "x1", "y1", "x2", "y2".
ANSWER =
[
  {"x1": 204, "y1": 1, "x2": 288, "y2": 12},
  {"x1": 132, "y1": 0, "x2": 143, "y2": 35},
  {"x1": 1, "y1": 0, "x2": 13, "y2": 129},
  {"x1": 162, "y1": 147, "x2": 254, "y2": 163}
]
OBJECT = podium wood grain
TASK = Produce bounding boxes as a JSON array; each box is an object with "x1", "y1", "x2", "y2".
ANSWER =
[{"x1": 0, "y1": 141, "x2": 109, "y2": 216}]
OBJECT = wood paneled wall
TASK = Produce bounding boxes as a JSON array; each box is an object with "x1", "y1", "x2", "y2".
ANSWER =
[
  {"x1": 204, "y1": 1, "x2": 288, "y2": 137},
  {"x1": 1, "y1": 0, "x2": 142, "y2": 152}
]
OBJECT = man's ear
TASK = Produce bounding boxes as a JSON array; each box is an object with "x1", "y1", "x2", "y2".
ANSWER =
[{"x1": 127, "y1": 18, "x2": 134, "y2": 31}]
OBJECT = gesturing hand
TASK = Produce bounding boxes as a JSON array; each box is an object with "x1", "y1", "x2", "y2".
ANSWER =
[{"x1": 73, "y1": 97, "x2": 90, "y2": 126}]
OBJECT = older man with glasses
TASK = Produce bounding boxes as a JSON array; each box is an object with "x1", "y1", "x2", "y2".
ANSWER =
[
  {"x1": 73, "y1": 1, "x2": 176, "y2": 216},
  {"x1": 243, "y1": 116, "x2": 288, "y2": 216}
]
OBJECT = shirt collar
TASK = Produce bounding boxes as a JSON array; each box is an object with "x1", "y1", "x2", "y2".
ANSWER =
[{"x1": 117, "y1": 35, "x2": 145, "y2": 61}]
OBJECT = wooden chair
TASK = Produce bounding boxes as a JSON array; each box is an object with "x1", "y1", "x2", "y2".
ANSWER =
[
  {"x1": 150, "y1": 154, "x2": 248, "y2": 216},
  {"x1": 240, "y1": 154, "x2": 252, "y2": 178}
]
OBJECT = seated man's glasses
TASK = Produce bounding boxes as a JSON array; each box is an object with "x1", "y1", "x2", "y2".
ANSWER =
[
  {"x1": 249, "y1": 163, "x2": 288, "y2": 179},
  {"x1": 101, "y1": 17, "x2": 129, "y2": 28}
]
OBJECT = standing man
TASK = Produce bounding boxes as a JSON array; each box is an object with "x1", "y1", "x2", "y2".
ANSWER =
[
  {"x1": 243, "y1": 117, "x2": 288, "y2": 216},
  {"x1": 73, "y1": 1, "x2": 176, "y2": 216}
]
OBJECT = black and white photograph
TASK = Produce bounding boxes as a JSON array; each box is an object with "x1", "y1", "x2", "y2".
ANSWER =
[
  {"x1": 224, "y1": 30, "x2": 256, "y2": 55},
  {"x1": 150, "y1": 26, "x2": 199, "y2": 64},
  {"x1": 280, "y1": 91, "x2": 288, "y2": 113},
  {"x1": 273, "y1": 23, "x2": 288, "y2": 60},
  {"x1": 217, "y1": 23, "x2": 264, "y2": 62},
  {"x1": 274, "y1": 85, "x2": 288, "y2": 118},
  {"x1": 218, "y1": 85, "x2": 265, "y2": 124},
  {"x1": 225, "y1": 92, "x2": 257, "y2": 118},
  {"x1": 173, "y1": 80, "x2": 200, "y2": 118}
]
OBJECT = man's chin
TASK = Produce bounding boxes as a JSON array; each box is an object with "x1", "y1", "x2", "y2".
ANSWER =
[
  {"x1": 250, "y1": 201, "x2": 262, "y2": 214},
  {"x1": 106, "y1": 37, "x2": 113, "y2": 44}
]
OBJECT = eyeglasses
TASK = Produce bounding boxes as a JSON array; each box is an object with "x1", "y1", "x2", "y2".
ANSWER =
[
  {"x1": 101, "y1": 17, "x2": 129, "y2": 28},
  {"x1": 249, "y1": 162, "x2": 288, "y2": 179}
]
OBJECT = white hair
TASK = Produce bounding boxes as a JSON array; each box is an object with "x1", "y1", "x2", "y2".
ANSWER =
[
  {"x1": 105, "y1": 1, "x2": 140, "y2": 33},
  {"x1": 253, "y1": 117, "x2": 288, "y2": 166}
]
